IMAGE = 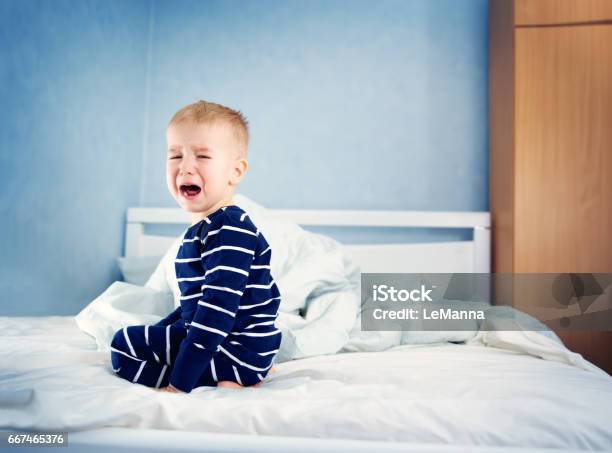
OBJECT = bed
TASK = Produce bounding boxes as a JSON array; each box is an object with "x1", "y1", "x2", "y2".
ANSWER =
[{"x1": 1, "y1": 196, "x2": 611, "y2": 453}]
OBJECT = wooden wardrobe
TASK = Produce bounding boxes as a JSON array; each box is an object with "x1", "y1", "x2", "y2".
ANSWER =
[{"x1": 489, "y1": 0, "x2": 612, "y2": 374}]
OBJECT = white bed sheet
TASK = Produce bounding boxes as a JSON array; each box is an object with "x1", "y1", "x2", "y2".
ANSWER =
[{"x1": 1, "y1": 316, "x2": 611, "y2": 451}]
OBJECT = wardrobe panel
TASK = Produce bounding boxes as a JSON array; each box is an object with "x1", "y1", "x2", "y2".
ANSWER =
[
  {"x1": 515, "y1": 0, "x2": 612, "y2": 26},
  {"x1": 514, "y1": 25, "x2": 612, "y2": 273}
]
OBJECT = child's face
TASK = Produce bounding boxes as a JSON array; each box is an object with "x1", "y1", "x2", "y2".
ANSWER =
[{"x1": 166, "y1": 120, "x2": 247, "y2": 220}]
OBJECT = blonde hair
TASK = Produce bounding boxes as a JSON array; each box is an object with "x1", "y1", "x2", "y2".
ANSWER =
[{"x1": 168, "y1": 100, "x2": 249, "y2": 156}]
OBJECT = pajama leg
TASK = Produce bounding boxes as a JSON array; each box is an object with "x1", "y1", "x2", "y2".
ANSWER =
[
  {"x1": 196, "y1": 351, "x2": 267, "y2": 387},
  {"x1": 110, "y1": 324, "x2": 186, "y2": 388}
]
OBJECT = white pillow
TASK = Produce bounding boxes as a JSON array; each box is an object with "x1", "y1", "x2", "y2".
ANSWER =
[
  {"x1": 144, "y1": 233, "x2": 184, "y2": 308},
  {"x1": 116, "y1": 255, "x2": 161, "y2": 286}
]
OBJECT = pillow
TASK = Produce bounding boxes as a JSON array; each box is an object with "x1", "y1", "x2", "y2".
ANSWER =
[
  {"x1": 144, "y1": 234, "x2": 185, "y2": 308},
  {"x1": 116, "y1": 256, "x2": 162, "y2": 286}
]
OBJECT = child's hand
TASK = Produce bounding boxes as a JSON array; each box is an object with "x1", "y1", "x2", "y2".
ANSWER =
[{"x1": 157, "y1": 384, "x2": 184, "y2": 393}]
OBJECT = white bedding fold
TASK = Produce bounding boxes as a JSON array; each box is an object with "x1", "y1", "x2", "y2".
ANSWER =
[{"x1": 1, "y1": 316, "x2": 611, "y2": 450}]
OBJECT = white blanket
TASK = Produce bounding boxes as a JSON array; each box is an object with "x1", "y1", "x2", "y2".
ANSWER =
[{"x1": 1, "y1": 316, "x2": 611, "y2": 450}]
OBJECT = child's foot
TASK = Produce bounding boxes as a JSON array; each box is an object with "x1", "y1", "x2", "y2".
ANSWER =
[
  {"x1": 217, "y1": 380, "x2": 263, "y2": 389},
  {"x1": 217, "y1": 381, "x2": 242, "y2": 389}
]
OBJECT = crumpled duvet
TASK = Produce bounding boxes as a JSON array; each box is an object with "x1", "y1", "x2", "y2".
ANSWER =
[
  {"x1": 76, "y1": 194, "x2": 361, "y2": 362},
  {"x1": 75, "y1": 195, "x2": 610, "y2": 377}
]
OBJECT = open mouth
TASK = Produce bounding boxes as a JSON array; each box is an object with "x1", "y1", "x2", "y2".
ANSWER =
[{"x1": 179, "y1": 184, "x2": 202, "y2": 199}]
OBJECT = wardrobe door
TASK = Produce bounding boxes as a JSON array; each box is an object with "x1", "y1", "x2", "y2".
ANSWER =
[
  {"x1": 514, "y1": 25, "x2": 612, "y2": 373},
  {"x1": 514, "y1": 24, "x2": 612, "y2": 273}
]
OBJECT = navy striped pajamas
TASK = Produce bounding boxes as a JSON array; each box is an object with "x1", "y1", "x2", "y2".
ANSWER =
[{"x1": 110, "y1": 205, "x2": 282, "y2": 393}]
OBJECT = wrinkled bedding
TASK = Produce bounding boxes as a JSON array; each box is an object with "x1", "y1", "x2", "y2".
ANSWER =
[
  {"x1": 1, "y1": 315, "x2": 611, "y2": 450},
  {"x1": 3, "y1": 195, "x2": 611, "y2": 449}
]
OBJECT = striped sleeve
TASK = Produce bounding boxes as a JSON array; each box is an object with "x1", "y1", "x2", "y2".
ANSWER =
[{"x1": 169, "y1": 213, "x2": 258, "y2": 392}]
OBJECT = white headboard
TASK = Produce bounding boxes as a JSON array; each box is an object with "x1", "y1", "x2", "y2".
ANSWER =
[{"x1": 125, "y1": 208, "x2": 491, "y2": 273}]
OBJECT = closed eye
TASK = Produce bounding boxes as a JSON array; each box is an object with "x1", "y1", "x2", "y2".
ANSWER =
[{"x1": 198, "y1": 155, "x2": 211, "y2": 159}]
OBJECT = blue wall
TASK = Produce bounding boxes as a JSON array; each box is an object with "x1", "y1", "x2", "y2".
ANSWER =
[
  {"x1": 0, "y1": 0, "x2": 150, "y2": 315},
  {"x1": 0, "y1": 0, "x2": 488, "y2": 316}
]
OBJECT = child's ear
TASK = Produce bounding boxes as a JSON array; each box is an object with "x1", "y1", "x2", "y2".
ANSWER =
[{"x1": 230, "y1": 158, "x2": 248, "y2": 185}]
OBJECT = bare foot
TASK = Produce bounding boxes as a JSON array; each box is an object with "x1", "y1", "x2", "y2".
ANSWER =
[
  {"x1": 217, "y1": 380, "x2": 263, "y2": 389},
  {"x1": 217, "y1": 380, "x2": 243, "y2": 389},
  {"x1": 269, "y1": 366, "x2": 277, "y2": 375}
]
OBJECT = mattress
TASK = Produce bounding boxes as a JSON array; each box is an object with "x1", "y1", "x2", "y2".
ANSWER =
[{"x1": 1, "y1": 316, "x2": 611, "y2": 451}]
